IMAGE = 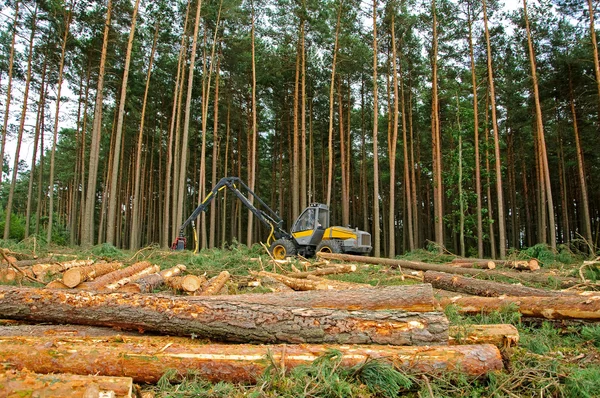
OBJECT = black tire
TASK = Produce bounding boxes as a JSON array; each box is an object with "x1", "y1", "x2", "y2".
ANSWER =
[
  {"x1": 316, "y1": 239, "x2": 343, "y2": 254},
  {"x1": 269, "y1": 239, "x2": 297, "y2": 260}
]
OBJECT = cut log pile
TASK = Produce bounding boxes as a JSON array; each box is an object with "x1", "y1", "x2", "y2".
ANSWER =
[{"x1": 2, "y1": 251, "x2": 562, "y2": 395}]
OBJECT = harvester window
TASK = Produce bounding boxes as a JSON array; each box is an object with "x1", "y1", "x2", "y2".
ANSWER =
[
  {"x1": 317, "y1": 209, "x2": 328, "y2": 229},
  {"x1": 293, "y1": 209, "x2": 315, "y2": 232}
]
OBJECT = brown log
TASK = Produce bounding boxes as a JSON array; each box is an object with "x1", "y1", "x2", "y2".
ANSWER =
[
  {"x1": 0, "y1": 267, "x2": 18, "y2": 282},
  {"x1": 287, "y1": 264, "x2": 357, "y2": 278},
  {"x1": 506, "y1": 259, "x2": 540, "y2": 271},
  {"x1": 46, "y1": 280, "x2": 70, "y2": 289},
  {"x1": 424, "y1": 271, "x2": 567, "y2": 297},
  {"x1": 118, "y1": 265, "x2": 187, "y2": 293},
  {"x1": 0, "y1": 335, "x2": 503, "y2": 383},
  {"x1": 14, "y1": 257, "x2": 54, "y2": 267},
  {"x1": 253, "y1": 271, "x2": 369, "y2": 291},
  {"x1": 166, "y1": 275, "x2": 205, "y2": 292},
  {"x1": 317, "y1": 252, "x2": 579, "y2": 287},
  {"x1": 63, "y1": 262, "x2": 123, "y2": 288},
  {"x1": 104, "y1": 265, "x2": 160, "y2": 290},
  {"x1": 77, "y1": 261, "x2": 151, "y2": 291},
  {"x1": 449, "y1": 260, "x2": 496, "y2": 270},
  {"x1": 449, "y1": 324, "x2": 519, "y2": 348},
  {"x1": 439, "y1": 295, "x2": 600, "y2": 320},
  {"x1": 32, "y1": 259, "x2": 95, "y2": 278},
  {"x1": 306, "y1": 274, "x2": 372, "y2": 289},
  {"x1": 199, "y1": 271, "x2": 230, "y2": 296},
  {"x1": 0, "y1": 286, "x2": 449, "y2": 345},
  {"x1": 186, "y1": 284, "x2": 438, "y2": 312},
  {"x1": 259, "y1": 276, "x2": 295, "y2": 293},
  {"x1": 1, "y1": 369, "x2": 133, "y2": 398}
]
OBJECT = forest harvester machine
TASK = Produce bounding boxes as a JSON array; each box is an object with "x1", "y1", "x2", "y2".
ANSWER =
[{"x1": 172, "y1": 177, "x2": 372, "y2": 259}]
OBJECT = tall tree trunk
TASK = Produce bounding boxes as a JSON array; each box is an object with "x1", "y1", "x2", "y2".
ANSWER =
[
  {"x1": 569, "y1": 68, "x2": 593, "y2": 247},
  {"x1": 82, "y1": 0, "x2": 112, "y2": 246},
  {"x1": 326, "y1": 0, "x2": 342, "y2": 207},
  {"x1": 163, "y1": 1, "x2": 191, "y2": 248},
  {"x1": 78, "y1": 64, "x2": 92, "y2": 244},
  {"x1": 25, "y1": 58, "x2": 47, "y2": 239},
  {"x1": 300, "y1": 21, "x2": 307, "y2": 212},
  {"x1": 47, "y1": 1, "x2": 75, "y2": 244},
  {"x1": 3, "y1": 6, "x2": 37, "y2": 241},
  {"x1": 372, "y1": 0, "x2": 381, "y2": 257},
  {"x1": 431, "y1": 0, "x2": 443, "y2": 251},
  {"x1": 482, "y1": 0, "x2": 506, "y2": 258},
  {"x1": 292, "y1": 20, "x2": 302, "y2": 220},
  {"x1": 130, "y1": 21, "x2": 158, "y2": 250},
  {"x1": 456, "y1": 94, "x2": 465, "y2": 257},
  {"x1": 246, "y1": 0, "x2": 258, "y2": 245},
  {"x1": 209, "y1": 54, "x2": 221, "y2": 248},
  {"x1": 0, "y1": 0, "x2": 19, "y2": 187},
  {"x1": 339, "y1": 78, "x2": 349, "y2": 226},
  {"x1": 588, "y1": 0, "x2": 600, "y2": 114},
  {"x1": 175, "y1": 0, "x2": 204, "y2": 238},
  {"x1": 468, "y1": 2, "x2": 483, "y2": 258},
  {"x1": 106, "y1": 0, "x2": 141, "y2": 245},
  {"x1": 523, "y1": 0, "x2": 556, "y2": 250},
  {"x1": 388, "y1": 11, "x2": 399, "y2": 258}
]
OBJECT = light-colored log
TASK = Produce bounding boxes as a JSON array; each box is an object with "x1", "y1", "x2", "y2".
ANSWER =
[
  {"x1": 449, "y1": 324, "x2": 519, "y2": 348},
  {"x1": 46, "y1": 280, "x2": 70, "y2": 289},
  {"x1": 63, "y1": 262, "x2": 123, "y2": 288},
  {"x1": 199, "y1": 271, "x2": 230, "y2": 296},
  {"x1": 77, "y1": 262, "x2": 152, "y2": 291},
  {"x1": 287, "y1": 264, "x2": 357, "y2": 278},
  {"x1": 0, "y1": 369, "x2": 133, "y2": 398},
  {"x1": 0, "y1": 286, "x2": 449, "y2": 346},
  {"x1": 439, "y1": 295, "x2": 600, "y2": 320},
  {"x1": 317, "y1": 252, "x2": 579, "y2": 287},
  {"x1": 104, "y1": 265, "x2": 160, "y2": 290},
  {"x1": 0, "y1": 336, "x2": 503, "y2": 383},
  {"x1": 118, "y1": 264, "x2": 187, "y2": 294},
  {"x1": 166, "y1": 275, "x2": 205, "y2": 292},
  {"x1": 32, "y1": 259, "x2": 95, "y2": 278}
]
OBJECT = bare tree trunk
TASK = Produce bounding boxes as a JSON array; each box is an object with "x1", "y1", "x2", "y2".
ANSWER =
[
  {"x1": 326, "y1": 1, "x2": 342, "y2": 207},
  {"x1": 209, "y1": 55, "x2": 221, "y2": 248},
  {"x1": 292, "y1": 21, "x2": 302, "y2": 220},
  {"x1": 47, "y1": 1, "x2": 75, "y2": 244},
  {"x1": 388, "y1": 11, "x2": 399, "y2": 258},
  {"x1": 130, "y1": 21, "x2": 158, "y2": 250},
  {"x1": 468, "y1": 2, "x2": 483, "y2": 258},
  {"x1": 163, "y1": 1, "x2": 191, "y2": 248},
  {"x1": 176, "y1": 0, "x2": 204, "y2": 238},
  {"x1": 339, "y1": 78, "x2": 349, "y2": 226},
  {"x1": 588, "y1": 0, "x2": 600, "y2": 112},
  {"x1": 246, "y1": 1, "x2": 258, "y2": 246},
  {"x1": 25, "y1": 58, "x2": 47, "y2": 239},
  {"x1": 523, "y1": 0, "x2": 556, "y2": 250},
  {"x1": 372, "y1": 0, "x2": 381, "y2": 257},
  {"x1": 3, "y1": 6, "x2": 37, "y2": 240},
  {"x1": 431, "y1": 0, "x2": 443, "y2": 252},
  {"x1": 106, "y1": 0, "x2": 141, "y2": 245},
  {"x1": 82, "y1": 0, "x2": 112, "y2": 246},
  {"x1": 569, "y1": 69, "x2": 593, "y2": 247},
  {"x1": 0, "y1": 0, "x2": 19, "y2": 187},
  {"x1": 482, "y1": 0, "x2": 506, "y2": 258},
  {"x1": 300, "y1": 23, "x2": 307, "y2": 211}
]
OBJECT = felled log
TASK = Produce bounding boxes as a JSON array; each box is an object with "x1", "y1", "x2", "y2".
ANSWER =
[
  {"x1": 14, "y1": 257, "x2": 53, "y2": 267},
  {"x1": 118, "y1": 264, "x2": 187, "y2": 293},
  {"x1": 254, "y1": 271, "x2": 370, "y2": 291},
  {"x1": 287, "y1": 264, "x2": 357, "y2": 278},
  {"x1": 166, "y1": 275, "x2": 206, "y2": 292},
  {"x1": 449, "y1": 324, "x2": 519, "y2": 348},
  {"x1": 317, "y1": 252, "x2": 579, "y2": 288},
  {"x1": 424, "y1": 271, "x2": 569, "y2": 297},
  {"x1": 186, "y1": 284, "x2": 438, "y2": 312},
  {"x1": 32, "y1": 259, "x2": 95, "y2": 279},
  {"x1": 199, "y1": 271, "x2": 230, "y2": 295},
  {"x1": 62, "y1": 262, "x2": 123, "y2": 288},
  {"x1": 259, "y1": 276, "x2": 295, "y2": 293},
  {"x1": 506, "y1": 260, "x2": 540, "y2": 271},
  {"x1": 439, "y1": 295, "x2": 600, "y2": 320},
  {"x1": 0, "y1": 335, "x2": 503, "y2": 383},
  {"x1": 77, "y1": 261, "x2": 151, "y2": 291},
  {"x1": 104, "y1": 264, "x2": 160, "y2": 290},
  {"x1": 0, "y1": 369, "x2": 133, "y2": 398},
  {"x1": 449, "y1": 259, "x2": 496, "y2": 270},
  {"x1": 46, "y1": 280, "x2": 70, "y2": 289},
  {"x1": 0, "y1": 267, "x2": 18, "y2": 282},
  {"x1": 452, "y1": 258, "x2": 540, "y2": 271},
  {"x1": 306, "y1": 274, "x2": 372, "y2": 289},
  {"x1": 0, "y1": 265, "x2": 36, "y2": 282},
  {"x1": 0, "y1": 286, "x2": 448, "y2": 345}
]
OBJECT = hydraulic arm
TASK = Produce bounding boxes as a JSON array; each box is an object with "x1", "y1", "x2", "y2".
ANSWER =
[{"x1": 172, "y1": 177, "x2": 291, "y2": 250}]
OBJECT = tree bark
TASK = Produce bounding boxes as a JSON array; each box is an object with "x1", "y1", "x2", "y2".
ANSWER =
[
  {"x1": 0, "y1": 370, "x2": 133, "y2": 398},
  {"x1": 424, "y1": 271, "x2": 567, "y2": 298},
  {"x1": 0, "y1": 336, "x2": 501, "y2": 383},
  {"x1": 0, "y1": 286, "x2": 449, "y2": 346},
  {"x1": 76, "y1": 261, "x2": 153, "y2": 291},
  {"x1": 286, "y1": 264, "x2": 356, "y2": 278},
  {"x1": 62, "y1": 262, "x2": 123, "y2": 288},
  {"x1": 0, "y1": 0, "x2": 19, "y2": 188},
  {"x1": 431, "y1": 0, "x2": 444, "y2": 252},
  {"x1": 199, "y1": 271, "x2": 230, "y2": 295},
  {"x1": 372, "y1": 0, "x2": 381, "y2": 257},
  {"x1": 166, "y1": 275, "x2": 206, "y2": 292},
  {"x1": 82, "y1": 0, "x2": 112, "y2": 246},
  {"x1": 317, "y1": 252, "x2": 580, "y2": 287},
  {"x1": 3, "y1": 6, "x2": 37, "y2": 240},
  {"x1": 482, "y1": 0, "x2": 506, "y2": 258},
  {"x1": 449, "y1": 324, "x2": 519, "y2": 348},
  {"x1": 326, "y1": 0, "x2": 342, "y2": 207},
  {"x1": 246, "y1": 1, "x2": 258, "y2": 245},
  {"x1": 118, "y1": 264, "x2": 187, "y2": 293},
  {"x1": 188, "y1": 284, "x2": 437, "y2": 312},
  {"x1": 439, "y1": 295, "x2": 600, "y2": 320}
]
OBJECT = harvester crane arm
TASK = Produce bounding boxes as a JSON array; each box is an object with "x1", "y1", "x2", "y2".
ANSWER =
[{"x1": 172, "y1": 177, "x2": 291, "y2": 250}]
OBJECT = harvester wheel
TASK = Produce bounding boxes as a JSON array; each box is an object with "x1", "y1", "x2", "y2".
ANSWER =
[
  {"x1": 269, "y1": 239, "x2": 297, "y2": 260},
  {"x1": 316, "y1": 240, "x2": 343, "y2": 254}
]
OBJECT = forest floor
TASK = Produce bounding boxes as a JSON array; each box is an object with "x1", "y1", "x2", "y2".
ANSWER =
[{"x1": 1, "y1": 239, "x2": 600, "y2": 397}]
